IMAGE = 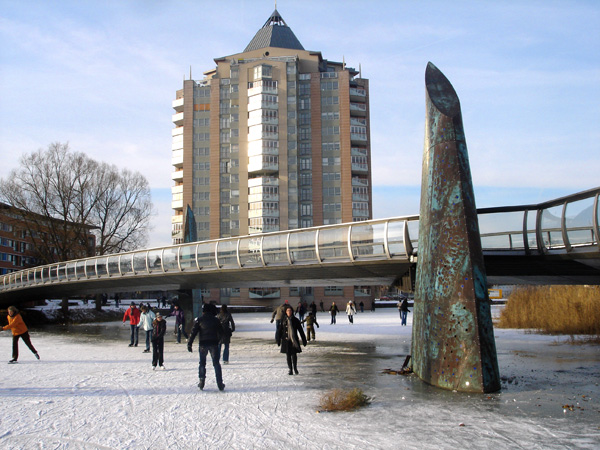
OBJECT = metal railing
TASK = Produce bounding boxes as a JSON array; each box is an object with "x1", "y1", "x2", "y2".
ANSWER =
[{"x1": 1, "y1": 188, "x2": 598, "y2": 293}]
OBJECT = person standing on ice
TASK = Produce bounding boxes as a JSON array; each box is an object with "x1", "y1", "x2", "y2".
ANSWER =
[
  {"x1": 301, "y1": 311, "x2": 319, "y2": 342},
  {"x1": 346, "y1": 300, "x2": 356, "y2": 324},
  {"x1": 123, "y1": 302, "x2": 141, "y2": 347},
  {"x1": 2, "y1": 306, "x2": 40, "y2": 364},
  {"x1": 151, "y1": 312, "x2": 167, "y2": 369},
  {"x1": 276, "y1": 305, "x2": 307, "y2": 375},
  {"x1": 188, "y1": 303, "x2": 226, "y2": 391},
  {"x1": 138, "y1": 305, "x2": 156, "y2": 353},
  {"x1": 270, "y1": 300, "x2": 288, "y2": 334},
  {"x1": 168, "y1": 304, "x2": 189, "y2": 344},
  {"x1": 398, "y1": 297, "x2": 410, "y2": 326},
  {"x1": 329, "y1": 301, "x2": 339, "y2": 324},
  {"x1": 217, "y1": 305, "x2": 235, "y2": 364}
]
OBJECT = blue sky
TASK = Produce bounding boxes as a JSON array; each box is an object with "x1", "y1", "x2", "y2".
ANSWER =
[{"x1": 1, "y1": 0, "x2": 598, "y2": 248}]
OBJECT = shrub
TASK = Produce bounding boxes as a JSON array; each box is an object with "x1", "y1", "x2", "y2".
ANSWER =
[
  {"x1": 498, "y1": 285, "x2": 600, "y2": 337},
  {"x1": 318, "y1": 388, "x2": 371, "y2": 412}
]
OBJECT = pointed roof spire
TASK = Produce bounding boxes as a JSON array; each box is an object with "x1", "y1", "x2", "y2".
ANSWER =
[{"x1": 244, "y1": 9, "x2": 304, "y2": 52}]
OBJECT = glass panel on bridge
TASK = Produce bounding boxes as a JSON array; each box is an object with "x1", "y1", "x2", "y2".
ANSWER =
[
  {"x1": 351, "y1": 222, "x2": 387, "y2": 258},
  {"x1": 318, "y1": 227, "x2": 349, "y2": 260},
  {"x1": 66, "y1": 262, "x2": 76, "y2": 280},
  {"x1": 179, "y1": 245, "x2": 197, "y2": 270},
  {"x1": 388, "y1": 220, "x2": 409, "y2": 256},
  {"x1": 107, "y1": 256, "x2": 120, "y2": 276},
  {"x1": 85, "y1": 261, "x2": 96, "y2": 278},
  {"x1": 196, "y1": 242, "x2": 217, "y2": 269},
  {"x1": 526, "y1": 210, "x2": 537, "y2": 251},
  {"x1": 565, "y1": 197, "x2": 597, "y2": 247},
  {"x1": 238, "y1": 236, "x2": 263, "y2": 267},
  {"x1": 289, "y1": 230, "x2": 317, "y2": 263},
  {"x1": 163, "y1": 248, "x2": 179, "y2": 271},
  {"x1": 96, "y1": 258, "x2": 108, "y2": 277},
  {"x1": 120, "y1": 255, "x2": 133, "y2": 275},
  {"x1": 217, "y1": 240, "x2": 239, "y2": 268},
  {"x1": 137, "y1": 251, "x2": 152, "y2": 273},
  {"x1": 262, "y1": 234, "x2": 288, "y2": 265},
  {"x1": 56, "y1": 264, "x2": 66, "y2": 281},
  {"x1": 541, "y1": 206, "x2": 564, "y2": 250},
  {"x1": 478, "y1": 211, "x2": 525, "y2": 250},
  {"x1": 146, "y1": 251, "x2": 161, "y2": 273},
  {"x1": 75, "y1": 261, "x2": 86, "y2": 279}
]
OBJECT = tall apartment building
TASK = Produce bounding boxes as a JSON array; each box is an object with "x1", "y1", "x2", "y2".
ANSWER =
[{"x1": 171, "y1": 9, "x2": 372, "y2": 307}]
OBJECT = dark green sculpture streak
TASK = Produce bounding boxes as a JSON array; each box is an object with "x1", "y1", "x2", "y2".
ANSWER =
[{"x1": 411, "y1": 62, "x2": 500, "y2": 393}]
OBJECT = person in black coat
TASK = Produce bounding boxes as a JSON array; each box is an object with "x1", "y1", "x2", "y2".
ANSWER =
[
  {"x1": 188, "y1": 303, "x2": 225, "y2": 391},
  {"x1": 217, "y1": 305, "x2": 235, "y2": 364},
  {"x1": 276, "y1": 305, "x2": 307, "y2": 375},
  {"x1": 151, "y1": 312, "x2": 167, "y2": 370}
]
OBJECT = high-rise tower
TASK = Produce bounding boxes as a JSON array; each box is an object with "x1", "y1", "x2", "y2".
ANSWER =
[{"x1": 171, "y1": 9, "x2": 372, "y2": 306}]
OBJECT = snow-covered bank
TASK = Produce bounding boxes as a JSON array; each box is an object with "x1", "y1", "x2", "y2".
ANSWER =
[{"x1": 1, "y1": 309, "x2": 598, "y2": 449}]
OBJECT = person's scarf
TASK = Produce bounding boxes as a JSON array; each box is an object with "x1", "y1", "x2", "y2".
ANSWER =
[{"x1": 286, "y1": 317, "x2": 300, "y2": 351}]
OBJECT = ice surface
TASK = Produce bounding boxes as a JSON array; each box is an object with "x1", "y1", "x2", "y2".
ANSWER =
[{"x1": 1, "y1": 308, "x2": 598, "y2": 449}]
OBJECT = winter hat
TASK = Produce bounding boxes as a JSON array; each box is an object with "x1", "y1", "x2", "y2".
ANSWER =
[{"x1": 156, "y1": 312, "x2": 162, "y2": 317}]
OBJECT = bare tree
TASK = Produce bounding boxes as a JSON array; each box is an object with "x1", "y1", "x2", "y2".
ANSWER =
[{"x1": 0, "y1": 142, "x2": 154, "y2": 264}]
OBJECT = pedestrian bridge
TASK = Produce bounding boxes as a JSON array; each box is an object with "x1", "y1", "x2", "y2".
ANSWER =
[{"x1": 1, "y1": 187, "x2": 599, "y2": 305}]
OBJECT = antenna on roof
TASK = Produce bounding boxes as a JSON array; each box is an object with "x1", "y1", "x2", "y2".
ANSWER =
[
  {"x1": 189, "y1": 66, "x2": 192, "y2": 80},
  {"x1": 342, "y1": 55, "x2": 346, "y2": 69},
  {"x1": 359, "y1": 63, "x2": 362, "y2": 79}
]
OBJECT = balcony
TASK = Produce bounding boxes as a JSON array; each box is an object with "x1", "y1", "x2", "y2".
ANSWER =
[
  {"x1": 350, "y1": 102, "x2": 367, "y2": 116},
  {"x1": 172, "y1": 150, "x2": 183, "y2": 167},
  {"x1": 171, "y1": 215, "x2": 183, "y2": 224},
  {"x1": 248, "y1": 208, "x2": 279, "y2": 219},
  {"x1": 248, "y1": 192, "x2": 279, "y2": 203},
  {"x1": 351, "y1": 147, "x2": 368, "y2": 156},
  {"x1": 248, "y1": 86, "x2": 278, "y2": 96},
  {"x1": 171, "y1": 199, "x2": 183, "y2": 209},
  {"x1": 172, "y1": 112, "x2": 184, "y2": 126},
  {"x1": 171, "y1": 170, "x2": 184, "y2": 181},
  {"x1": 352, "y1": 193, "x2": 370, "y2": 202},
  {"x1": 248, "y1": 157, "x2": 278, "y2": 175},
  {"x1": 352, "y1": 209, "x2": 370, "y2": 218},
  {"x1": 351, "y1": 162, "x2": 369, "y2": 172},
  {"x1": 351, "y1": 133, "x2": 368, "y2": 144},
  {"x1": 349, "y1": 88, "x2": 366, "y2": 101},
  {"x1": 172, "y1": 126, "x2": 183, "y2": 136},
  {"x1": 172, "y1": 97, "x2": 184, "y2": 112},
  {"x1": 247, "y1": 116, "x2": 279, "y2": 127},
  {"x1": 352, "y1": 177, "x2": 369, "y2": 187}
]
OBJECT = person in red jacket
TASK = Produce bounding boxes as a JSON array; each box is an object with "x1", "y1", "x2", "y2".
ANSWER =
[
  {"x1": 122, "y1": 302, "x2": 141, "y2": 347},
  {"x1": 2, "y1": 306, "x2": 39, "y2": 363}
]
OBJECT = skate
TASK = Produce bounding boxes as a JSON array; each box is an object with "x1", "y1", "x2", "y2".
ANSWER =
[{"x1": 8, "y1": 359, "x2": 18, "y2": 364}]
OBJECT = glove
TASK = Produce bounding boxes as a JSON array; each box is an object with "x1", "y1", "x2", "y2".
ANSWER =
[
  {"x1": 270, "y1": 319, "x2": 274, "y2": 323},
  {"x1": 187, "y1": 346, "x2": 193, "y2": 353},
  {"x1": 179, "y1": 324, "x2": 183, "y2": 330}
]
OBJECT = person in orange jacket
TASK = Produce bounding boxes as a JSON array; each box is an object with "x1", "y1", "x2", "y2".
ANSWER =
[
  {"x1": 123, "y1": 302, "x2": 141, "y2": 347},
  {"x1": 2, "y1": 306, "x2": 39, "y2": 364}
]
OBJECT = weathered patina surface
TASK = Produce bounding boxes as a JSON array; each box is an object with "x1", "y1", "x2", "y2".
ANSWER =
[{"x1": 411, "y1": 62, "x2": 500, "y2": 393}]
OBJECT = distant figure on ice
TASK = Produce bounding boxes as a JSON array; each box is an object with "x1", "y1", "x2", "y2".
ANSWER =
[
  {"x1": 301, "y1": 312, "x2": 319, "y2": 342},
  {"x1": 168, "y1": 304, "x2": 188, "y2": 344},
  {"x1": 319, "y1": 300, "x2": 324, "y2": 312},
  {"x1": 296, "y1": 301, "x2": 306, "y2": 323},
  {"x1": 398, "y1": 297, "x2": 410, "y2": 326},
  {"x1": 309, "y1": 301, "x2": 317, "y2": 318},
  {"x1": 217, "y1": 305, "x2": 235, "y2": 364},
  {"x1": 270, "y1": 300, "x2": 288, "y2": 333},
  {"x1": 2, "y1": 306, "x2": 39, "y2": 364},
  {"x1": 359, "y1": 301, "x2": 364, "y2": 313},
  {"x1": 276, "y1": 305, "x2": 307, "y2": 375},
  {"x1": 370, "y1": 300, "x2": 376, "y2": 312},
  {"x1": 346, "y1": 301, "x2": 356, "y2": 324},
  {"x1": 329, "y1": 302, "x2": 339, "y2": 324},
  {"x1": 138, "y1": 305, "x2": 156, "y2": 353},
  {"x1": 151, "y1": 312, "x2": 167, "y2": 370},
  {"x1": 123, "y1": 302, "x2": 141, "y2": 347},
  {"x1": 188, "y1": 304, "x2": 226, "y2": 391}
]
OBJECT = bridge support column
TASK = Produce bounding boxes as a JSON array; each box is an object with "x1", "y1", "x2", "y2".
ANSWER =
[{"x1": 411, "y1": 62, "x2": 500, "y2": 393}]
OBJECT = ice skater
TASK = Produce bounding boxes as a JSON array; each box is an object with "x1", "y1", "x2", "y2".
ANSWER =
[
  {"x1": 188, "y1": 303, "x2": 226, "y2": 391},
  {"x1": 123, "y1": 302, "x2": 141, "y2": 347},
  {"x1": 398, "y1": 297, "x2": 410, "y2": 326},
  {"x1": 301, "y1": 312, "x2": 319, "y2": 341},
  {"x1": 346, "y1": 300, "x2": 356, "y2": 324},
  {"x1": 151, "y1": 312, "x2": 167, "y2": 369},
  {"x1": 276, "y1": 305, "x2": 307, "y2": 375},
  {"x1": 329, "y1": 302, "x2": 339, "y2": 324},
  {"x1": 2, "y1": 306, "x2": 39, "y2": 363},
  {"x1": 138, "y1": 305, "x2": 156, "y2": 353},
  {"x1": 217, "y1": 305, "x2": 235, "y2": 364}
]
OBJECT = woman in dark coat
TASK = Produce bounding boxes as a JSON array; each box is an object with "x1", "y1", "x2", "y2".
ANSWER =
[
  {"x1": 151, "y1": 312, "x2": 167, "y2": 369},
  {"x1": 217, "y1": 305, "x2": 235, "y2": 364},
  {"x1": 276, "y1": 305, "x2": 307, "y2": 375}
]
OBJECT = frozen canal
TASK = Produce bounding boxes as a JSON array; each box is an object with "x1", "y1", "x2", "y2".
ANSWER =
[{"x1": 1, "y1": 308, "x2": 598, "y2": 449}]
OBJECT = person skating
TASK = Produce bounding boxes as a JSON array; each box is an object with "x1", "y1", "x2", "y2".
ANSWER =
[
  {"x1": 188, "y1": 303, "x2": 226, "y2": 391},
  {"x1": 270, "y1": 300, "x2": 288, "y2": 335},
  {"x1": 151, "y1": 312, "x2": 167, "y2": 369},
  {"x1": 398, "y1": 297, "x2": 410, "y2": 326},
  {"x1": 2, "y1": 306, "x2": 39, "y2": 363},
  {"x1": 123, "y1": 302, "x2": 141, "y2": 347},
  {"x1": 217, "y1": 305, "x2": 235, "y2": 364},
  {"x1": 346, "y1": 300, "x2": 356, "y2": 324},
  {"x1": 301, "y1": 312, "x2": 319, "y2": 342},
  {"x1": 276, "y1": 305, "x2": 307, "y2": 375},
  {"x1": 329, "y1": 302, "x2": 339, "y2": 324},
  {"x1": 138, "y1": 305, "x2": 156, "y2": 353},
  {"x1": 168, "y1": 304, "x2": 189, "y2": 344}
]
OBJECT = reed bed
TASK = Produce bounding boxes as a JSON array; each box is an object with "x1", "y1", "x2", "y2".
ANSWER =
[
  {"x1": 498, "y1": 285, "x2": 600, "y2": 337},
  {"x1": 318, "y1": 388, "x2": 371, "y2": 412}
]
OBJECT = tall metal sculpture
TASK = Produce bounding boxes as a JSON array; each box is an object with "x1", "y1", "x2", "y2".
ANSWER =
[{"x1": 411, "y1": 62, "x2": 500, "y2": 393}]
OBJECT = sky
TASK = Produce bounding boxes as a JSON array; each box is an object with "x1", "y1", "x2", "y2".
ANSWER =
[
  {"x1": 1, "y1": 0, "x2": 598, "y2": 248},
  {"x1": 1, "y1": 307, "x2": 598, "y2": 448}
]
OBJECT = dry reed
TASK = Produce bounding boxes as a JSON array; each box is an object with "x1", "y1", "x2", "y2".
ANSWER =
[
  {"x1": 318, "y1": 388, "x2": 371, "y2": 412},
  {"x1": 498, "y1": 285, "x2": 600, "y2": 337}
]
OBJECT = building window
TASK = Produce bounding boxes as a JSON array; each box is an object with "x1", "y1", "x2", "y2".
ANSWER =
[{"x1": 325, "y1": 286, "x2": 344, "y2": 296}]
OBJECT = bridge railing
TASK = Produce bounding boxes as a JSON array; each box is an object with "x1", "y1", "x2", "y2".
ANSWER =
[{"x1": 1, "y1": 187, "x2": 598, "y2": 293}]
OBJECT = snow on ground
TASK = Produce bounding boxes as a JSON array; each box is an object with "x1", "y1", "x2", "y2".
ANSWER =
[{"x1": 0, "y1": 308, "x2": 599, "y2": 449}]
